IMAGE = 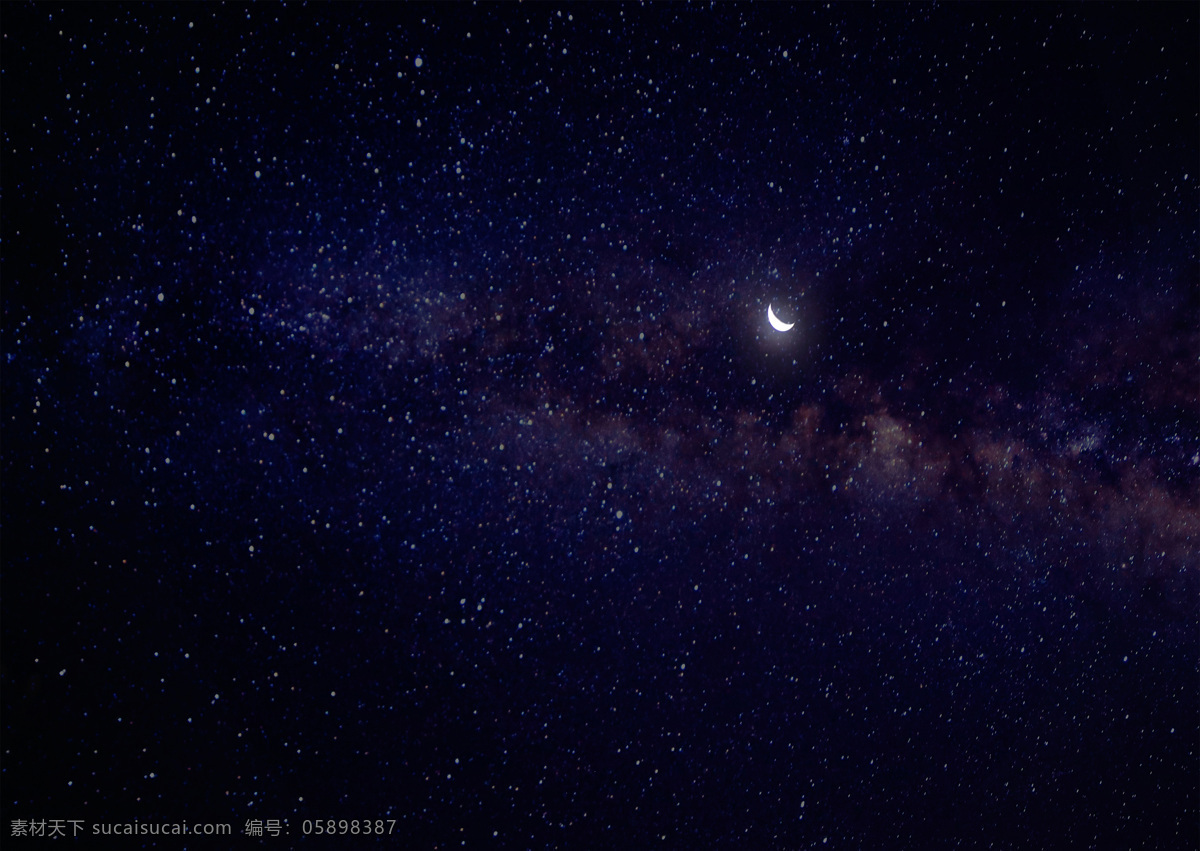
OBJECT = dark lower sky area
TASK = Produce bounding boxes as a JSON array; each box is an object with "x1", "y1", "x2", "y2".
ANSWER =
[{"x1": 2, "y1": 4, "x2": 1197, "y2": 848}]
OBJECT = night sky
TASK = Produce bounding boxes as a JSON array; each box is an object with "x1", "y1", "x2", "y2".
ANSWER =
[{"x1": 3, "y1": 3, "x2": 1198, "y2": 848}]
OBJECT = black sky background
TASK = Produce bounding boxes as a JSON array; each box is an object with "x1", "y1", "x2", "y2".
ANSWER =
[{"x1": 3, "y1": 3, "x2": 1197, "y2": 848}]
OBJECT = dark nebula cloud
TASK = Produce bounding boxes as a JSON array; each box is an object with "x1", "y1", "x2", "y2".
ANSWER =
[{"x1": 3, "y1": 4, "x2": 1197, "y2": 848}]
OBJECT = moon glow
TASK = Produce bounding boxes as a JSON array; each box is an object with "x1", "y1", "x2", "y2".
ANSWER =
[{"x1": 767, "y1": 304, "x2": 795, "y2": 332}]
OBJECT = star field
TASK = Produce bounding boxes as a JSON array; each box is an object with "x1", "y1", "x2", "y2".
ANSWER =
[{"x1": 3, "y1": 4, "x2": 1197, "y2": 848}]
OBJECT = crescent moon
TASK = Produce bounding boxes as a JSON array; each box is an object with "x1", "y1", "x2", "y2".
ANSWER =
[{"x1": 767, "y1": 304, "x2": 795, "y2": 332}]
